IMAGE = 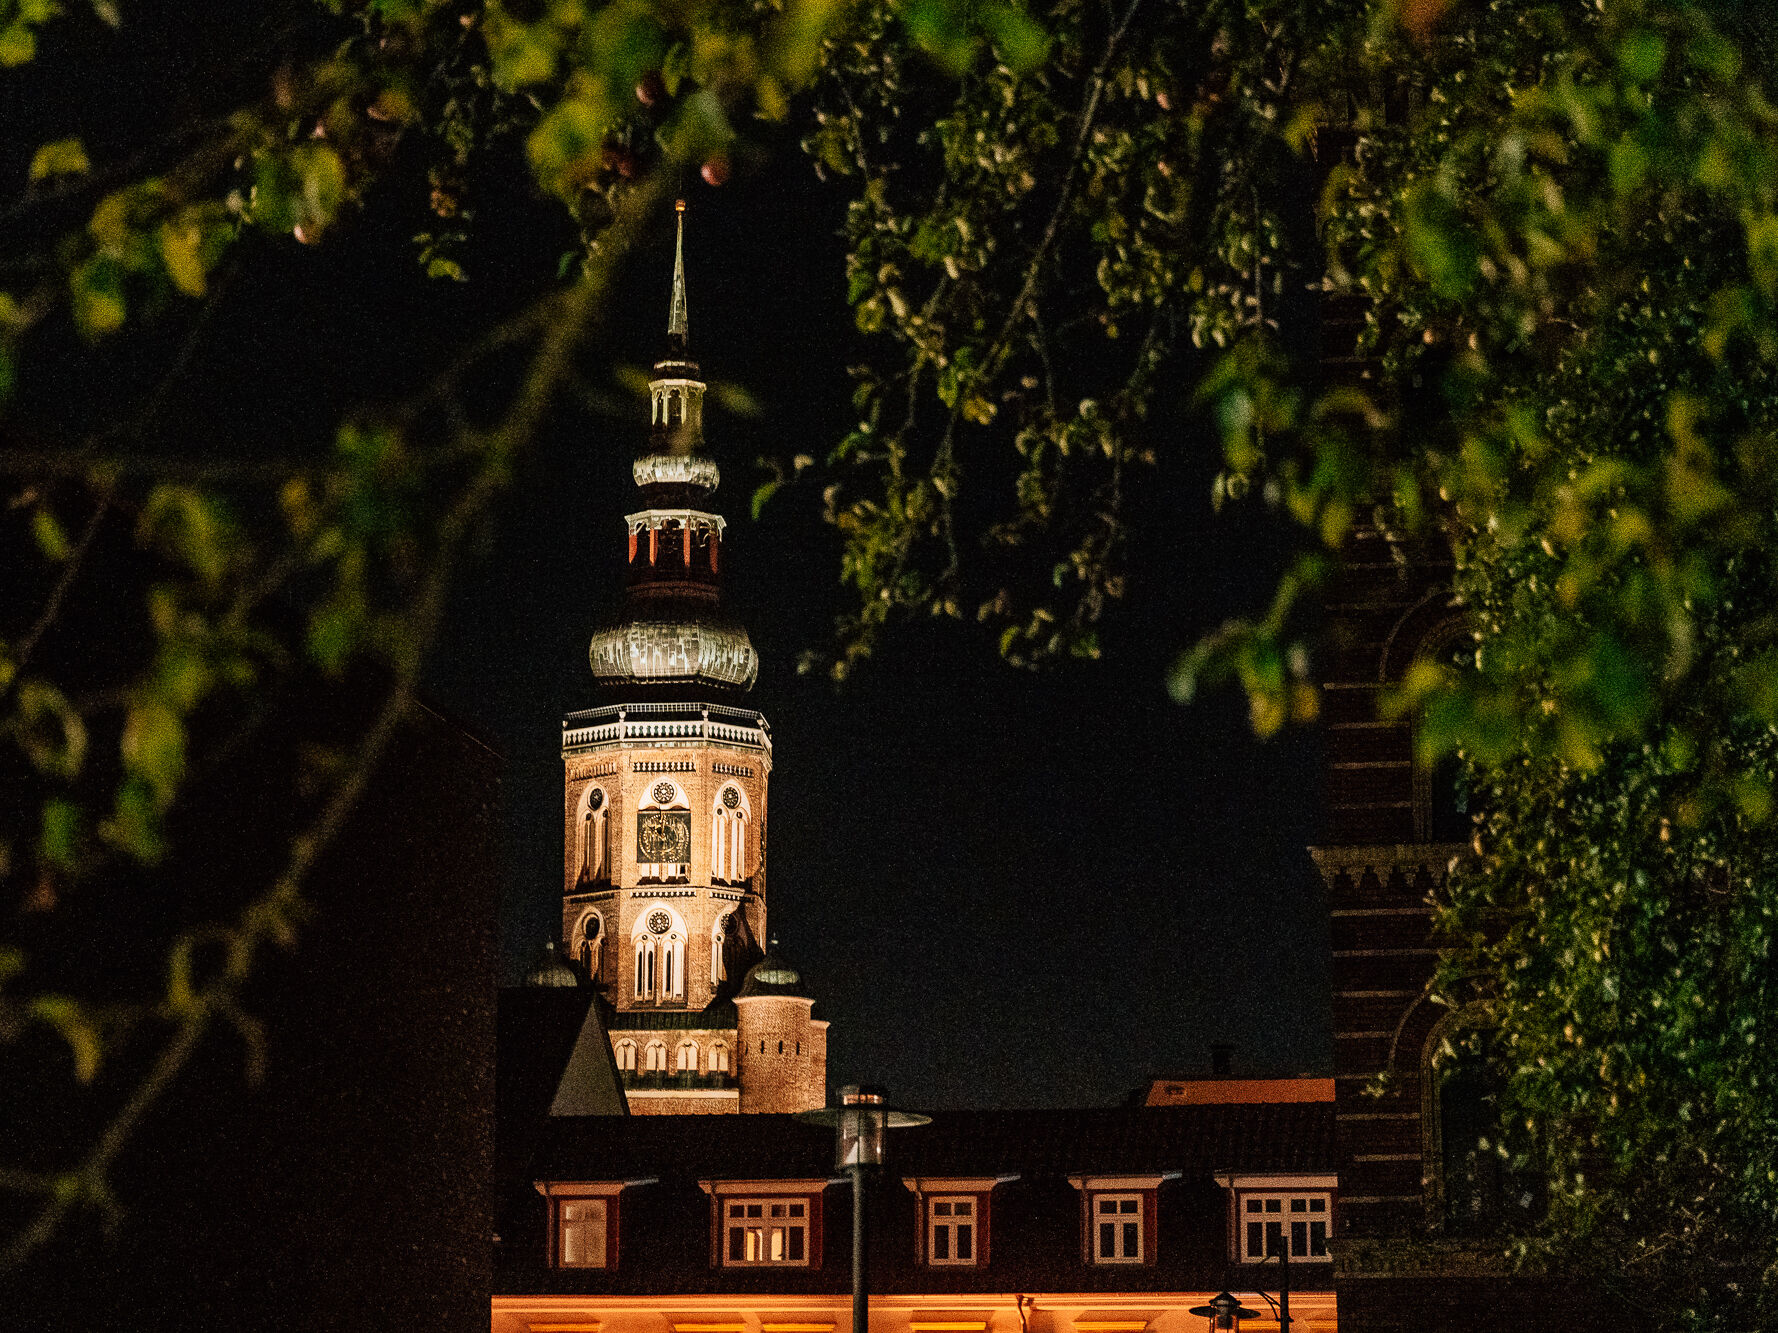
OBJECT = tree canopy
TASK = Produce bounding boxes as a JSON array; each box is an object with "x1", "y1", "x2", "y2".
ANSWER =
[{"x1": 2, "y1": 0, "x2": 1777, "y2": 1323}]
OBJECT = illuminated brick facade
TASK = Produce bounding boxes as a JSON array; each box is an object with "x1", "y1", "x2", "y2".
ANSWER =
[{"x1": 553, "y1": 205, "x2": 826, "y2": 1116}]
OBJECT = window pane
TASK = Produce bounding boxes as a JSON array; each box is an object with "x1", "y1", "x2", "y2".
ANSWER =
[
  {"x1": 935, "y1": 1202, "x2": 952, "y2": 1217},
  {"x1": 770, "y1": 1229, "x2": 784, "y2": 1261},
  {"x1": 1246, "y1": 1199, "x2": 1263, "y2": 1213},
  {"x1": 956, "y1": 1224, "x2": 972, "y2": 1260},
  {"x1": 729, "y1": 1203, "x2": 744, "y2": 1217},
  {"x1": 1120, "y1": 1199, "x2": 1138, "y2": 1214},
  {"x1": 933, "y1": 1225, "x2": 950, "y2": 1260},
  {"x1": 1099, "y1": 1199, "x2": 1117, "y2": 1215},
  {"x1": 1122, "y1": 1221, "x2": 1139, "y2": 1257},
  {"x1": 1099, "y1": 1221, "x2": 1115, "y2": 1256},
  {"x1": 1265, "y1": 1221, "x2": 1283, "y2": 1257},
  {"x1": 788, "y1": 1203, "x2": 804, "y2": 1217},
  {"x1": 729, "y1": 1227, "x2": 745, "y2": 1261},
  {"x1": 1291, "y1": 1220, "x2": 1307, "y2": 1256},
  {"x1": 747, "y1": 1228, "x2": 762, "y2": 1261},
  {"x1": 1247, "y1": 1221, "x2": 1263, "y2": 1257},
  {"x1": 747, "y1": 1204, "x2": 763, "y2": 1218},
  {"x1": 771, "y1": 1204, "x2": 786, "y2": 1218},
  {"x1": 954, "y1": 1200, "x2": 972, "y2": 1216},
  {"x1": 1266, "y1": 1198, "x2": 1281, "y2": 1212},
  {"x1": 1309, "y1": 1197, "x2": 1326, "y2": 1212},
  {"x1": 1309, "y1": 1220, "x2": 1329, "y2": 1256},
  {"x1": 787, "y1": 1225, "x2": 805, "y2": 1262},
  {"x1": 1291, "y1": 1197, "x2": 1308, "y2": 1212}
]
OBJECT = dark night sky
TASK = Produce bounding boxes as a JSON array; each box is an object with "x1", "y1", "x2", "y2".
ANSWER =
[
  {"x1": 3, "y1": 8, "x2": 1328, "y2": 1110},
  {"x1": 420, "y1": 156, "x2": 1330, "y2": 1110}
]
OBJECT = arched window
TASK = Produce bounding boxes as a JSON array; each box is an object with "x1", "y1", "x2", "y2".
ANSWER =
[
  {"x1": 579, "y1": 786, "x2": 610, "y2": 884},
  {"x1": 644, "y1": 1041, "x2": 668, "y2": 1072},
  {"x1": 634, "y1": 935, "x2": 656, "y2": 1000},
  {"x1": 676, "y1": 1039, "x2": 699, "y2": 1073},
  {"x1": 613, "y1": 1040, "x2": 637, "y2": 1072},
  {"x1": 710, "y1": 1042, "x2": 730, "y2": 1074},
  {"x1": 711, "y1": 785, "x2": 751, "y2": 884},
  {"x1": 712, "y1": 914, "x2": 729, "y2": 984},
  {"x1": 632, "y1": 903, "x2": 685, "y2": 1004},
  {"x1": 576, "y1": 912, "x2": 605, "y2": 982},
  {"x1": 637, "y1": 780, "x2": 691, "y2": 882}
]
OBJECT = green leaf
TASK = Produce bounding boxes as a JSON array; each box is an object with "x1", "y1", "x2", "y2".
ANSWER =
[
  {"x1": 70, "y1": 256, "x2": 126, "y2": 336},
  {"x1": 121, "y1": 698, "x2": 186, "y2": 804},
  {"x1": 29, "y1": 996, "x2": 102, "y2": 1083},
  {"x1": 29, "y1": 138, "x2": 89, "y2": 180},
  {"x1": 31, "y1": 505, "x2": 70, "y2": 561},
  {"x1": 157, "y1": 218, "x2": 208, "y2": 297},
  {"x1": 39, "y1": 798, "x2": 82, "y2": 871},
  {"x1": 14, "y1": 679, "x2": 88, "y2": 779}
]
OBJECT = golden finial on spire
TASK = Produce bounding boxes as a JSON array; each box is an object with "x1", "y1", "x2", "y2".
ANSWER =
[{"x1": 668, "y1": 200, "x2": 689, "y2": 349}]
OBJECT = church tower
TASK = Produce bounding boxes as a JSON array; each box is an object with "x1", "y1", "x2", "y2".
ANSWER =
[{"x1": 558, "y1": 203, "x2": 827, "y2": 1114}]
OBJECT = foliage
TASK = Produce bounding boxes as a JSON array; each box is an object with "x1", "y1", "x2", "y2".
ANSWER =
[
  {"x1": 799, "y1": 0, "x2": 1778, "y2": 1322},
  {"x1": 0, "y1": 0, "x2": 849, "y2": 1275}
]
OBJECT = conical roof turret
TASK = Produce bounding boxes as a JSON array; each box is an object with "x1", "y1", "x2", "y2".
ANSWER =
[{"x1": 587, "y1": 203, "x2": 759, "y2": 695}]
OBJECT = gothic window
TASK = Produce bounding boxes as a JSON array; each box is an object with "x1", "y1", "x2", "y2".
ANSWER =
[
  {"x1": 712, "y1": 915, "x2": 728, "y2": 983},
  {"x1": 643, "y1": 1041, "x2": 668, "y2": 1073},
  {"x1": 576, "y1": 912, "x2": 604, "y2": 982},
  {"x1": 632, "y1": 904, "x2": 685, "y2": 1004},
  {"x1": 637, "y1": 781, "x2": 691, "y2": 882},
  {"x1": 711, "y1": 785, "x2": 751, "y2": 883},
  {"x1": 676, "y1": 1040, "x2": 699, "y2": 1073},
  {"x1": 710, "y1": 1041, "x2": 730, "y2": 1073},
  {"x1": 614, "y1": 1040, "x2": 637, "y2": 1072},
  {"x1": 579, "y1": 787, "x2": 610, "y2": 883},
  {"x1": 557, "y1": 1198, "x2": 608, "y2": 1268},
  {"x1": 634, "y1": 934, "x2": 656, "y2": 999}
]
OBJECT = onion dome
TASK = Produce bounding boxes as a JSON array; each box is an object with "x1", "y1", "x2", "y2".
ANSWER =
[
  {"x1": 588, "y1": 200, "x2": 759, "y2": 696},
  {"x1": 525, "y1": 939, "x2": 580, "y2": 988},
  {"x1": 737, "y1": 941, "x2": 809, "y2": 999}
]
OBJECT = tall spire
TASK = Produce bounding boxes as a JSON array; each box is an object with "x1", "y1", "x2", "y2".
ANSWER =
[{"x1": 667, "y1": 199, "x2": 689, "y2": 356}]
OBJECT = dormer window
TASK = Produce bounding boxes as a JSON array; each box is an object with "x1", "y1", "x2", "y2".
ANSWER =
[
  {"x1": 1219, "y1": 1174, "x2": 1338, "y2": 1265},
  {"x1": 1092, "y1": 1194, "x2": 1143, "y2": 1263},
  {"x1": 903, "y1": 1174, "x2": 1015, "y2": 1269},
  {"x1": 699, "y1": 1180, "x2": 831, "y2": 1269},
  {"x1": 536, "y1": 1181, "x2": 641, "y2": 1270},
  {"x1": 1069, "y1": 1173, "x2": 1176, "y2": 1266}
]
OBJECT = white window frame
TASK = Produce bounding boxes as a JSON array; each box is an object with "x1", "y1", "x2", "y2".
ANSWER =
[
  {"x1": 1238, "y1": 1191, "x2": 1332, "y2": 1263},
  {"x1": 557, "y1": 1196, "x2": 608, "y2": 1268},
  {"x1": 613, "y1": 1039, "x2": 637, "y2": 1072},
  {"x1": 927, "y1": 1195, "x2": 978, "y2": 1266},
  {"x1": 643, "y1": 1040, "x2": 668, "y2": 1072},
  {"x1": 1091, "y1": 1192, "x2": 1144, "y2": 1264},
  {"x1": 710, "y1": 1042, "x2": 730, "y2": 1073},
  {"x1": 722, "y1": 1197, "x2": 811, "y2": 1267},
  {"x1": 675, "y1": 1039, "x2": 699, "y2": 1072}
]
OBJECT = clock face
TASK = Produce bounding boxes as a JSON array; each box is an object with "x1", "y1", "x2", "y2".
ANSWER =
[
  {"x1": 651, "y1": 780, "x2": 679, "y2": 805},
  {"x1": 646, "y1": 909, "x2": 672, "y2": 935},
  {"x1": 721, "y1": 785, "x2": 741, "y2": 809},
  {"x1": 637, "y1": 810, "x2": 691, "y2": 863},
  {"x1": 587, "y1": 788, "x2": 604, "y2": 812}
]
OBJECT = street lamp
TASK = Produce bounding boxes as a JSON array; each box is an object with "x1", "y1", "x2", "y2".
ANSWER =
[
  {"x1": 1187, "y1": 1294, "x2": 1263, "y2": 1331},
  {"x1": 800, "y1": 1086, "x2": 930, "y2": 1333}
]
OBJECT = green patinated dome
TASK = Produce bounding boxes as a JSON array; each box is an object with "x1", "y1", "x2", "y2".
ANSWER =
[{"x1": 525, "y1": 940, "x2": 580, "y2": 989}]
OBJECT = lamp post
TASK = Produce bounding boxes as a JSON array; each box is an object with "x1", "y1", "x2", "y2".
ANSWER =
[
  {"x1": 800, "y1": 1086, "x2": 930, "y2": 1333},
  {"x1": 1187, "y1": 1293, "x2": 1263, "y2": 1331}
]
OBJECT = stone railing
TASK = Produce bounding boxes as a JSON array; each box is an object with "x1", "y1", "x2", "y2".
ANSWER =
[{"x1": 562, "y1": 701, "x2": 770, "y2": 754}]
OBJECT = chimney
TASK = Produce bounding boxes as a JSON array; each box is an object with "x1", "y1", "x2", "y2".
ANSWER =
[{"x1": 1210, "y1": 1042, "x2": 1234, "y2": 1077}]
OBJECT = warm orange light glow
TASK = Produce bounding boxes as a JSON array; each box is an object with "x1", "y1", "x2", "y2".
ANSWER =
[
  {"x1": 674, "y1": 1323, "x2": 747, "y2": 1331},
  {"x1": 1075, "y1": 1322, "x2": 1151, "y2": 1331},
  {"x1": 761, "y1": 1324, "x2": 835, "y2": 1331},
  {"x1": 909, "y1": 1323, "x2": 988, "y2": 1331},
  {"x1": 676, "y1": 199, "x2": 687, "y2": 213},
  {"x1": 530, "y1": 1324, "x2": 602, "y2": 1332}
]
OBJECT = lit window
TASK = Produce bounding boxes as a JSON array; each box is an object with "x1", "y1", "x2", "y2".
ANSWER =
[
  {"x1": 644, "y1": 1040, "x2": 668, "y2": 1072},
  {"x1": 613, "y1": 1040, "x2": 637, "y2": 1072},
  {"x1": 634, "y1": 935, "x2": 655, "y2": 999},
  {"x1": 1239, "y1": 1193, "x2": 1331, "y2": 1263},
  {"x1": 558, "y1": 1198, "x2": 608, "y2": 1268},
  {"x1": 723, "y1": 1198, "x2": 810, "y2": 1266},
  {"x1": 711, "y1": 785, "x2": 751, "y2": 883},
  {"x1": 676, "y1": 1039, "x2": 699, "y2": 1072},
  {"x1": 1093, "y1": 1193, "x2": 1143, "y2": 1264},
  {"x1": 579, "y1": 787, "x2": 610, "y2": 884},
  {"x1": 710, "y1": 1042, "x2": 730, "y2": 1073},
  {"x1": 928, "y1": 1196, "x2": 977, "y2": 1266}
]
